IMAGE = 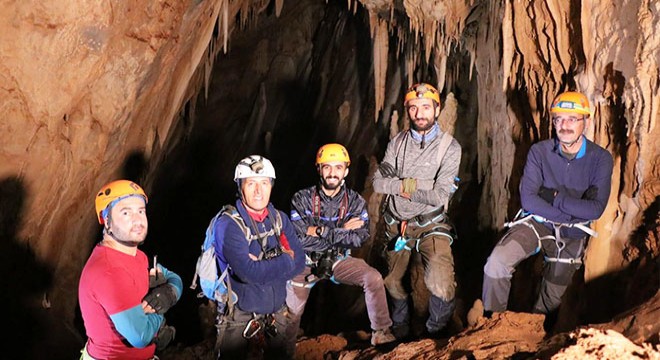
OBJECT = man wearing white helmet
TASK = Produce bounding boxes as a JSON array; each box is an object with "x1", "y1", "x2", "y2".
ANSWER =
[{"x1": 213, "y1": 155, "x2": 305, "y2": 359}]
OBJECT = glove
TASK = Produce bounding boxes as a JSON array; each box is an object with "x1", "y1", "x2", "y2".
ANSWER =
[
  {"x1": 143, "y1": 284, "x2": 178, "y2": 314},
  {"x1": 402, "y1": 178, "x2": 417, "y2": 194},
  {"x1": 311, "y1": 255, "x2": 334, "y2": 279},
  {"x1": 154, "y1": 324, "x2": 176, "y2": 351},
  {"x1": 538, "y1": 186, "x2": 557, "y2": 204},
  {"x1": 149, "y1": 272, "x2": 167, "y2": 288},
  {"x1": 378, "y1": 162, "x2": 397, "y2": 178},
  {"x1": 582, "y1": 186, "x2": 598, "y2": 200}
]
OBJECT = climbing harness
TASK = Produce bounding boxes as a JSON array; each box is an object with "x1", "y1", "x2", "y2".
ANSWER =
[{"x1": 504, "y1": 209, "x2": 595, "y2": 264}]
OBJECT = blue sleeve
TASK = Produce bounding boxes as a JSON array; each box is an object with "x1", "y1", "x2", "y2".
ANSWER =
[
  {"x1": 554, "y1": 149, "x2": 613, "y2": 220},
  {"x1": 110, "y1": 304, "x2": 163, "y2": 348},
  {"x1": 520, "y1": 144, "x2": 572, "y2": 222},
  {"x1": 281, "y1": 214, "x2": 306, "y2": 277},
  {"x1": 220, "y1": 217, "x2": 297, "y2": 284},
  {"x1": 157, "y1": 264, "x2": 183, "y2": 300}
]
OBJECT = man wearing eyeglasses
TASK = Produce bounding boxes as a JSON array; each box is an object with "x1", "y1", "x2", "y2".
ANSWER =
[{"x1": 482, "y1": 91, "x2": 613, "y2": 320}]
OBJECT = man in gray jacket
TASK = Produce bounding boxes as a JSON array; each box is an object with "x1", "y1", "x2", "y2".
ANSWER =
[{"x1": 373, "y1": 82, "x2": 461, "y2": 339}]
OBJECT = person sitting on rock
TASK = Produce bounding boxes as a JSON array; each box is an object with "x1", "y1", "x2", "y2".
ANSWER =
[
  {"x1": 286, "y1": 143, "x2": 396, "y2": 354},
  {"x1": 482, "y1": 91, "x2": 613, "y2": 317}
]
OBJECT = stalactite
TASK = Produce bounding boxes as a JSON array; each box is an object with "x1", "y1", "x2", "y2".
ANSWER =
[
  {"x1": 275, "y1": 0, "x2": 283, "y2": 17},
  {"x1": 369, "y1": 11, "x2": 389, "y2": 121},
  {"x1": 222, "y1": 0, "x2": 228, "y2": 53},
  {"x1": 438, "y1": 92, "x2": 457, "y2": 135},
  {"x1": 390, "y1": 109, "x2": 399, "y2": 139}
]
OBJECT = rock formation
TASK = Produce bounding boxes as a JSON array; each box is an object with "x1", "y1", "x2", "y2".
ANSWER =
[{"x1": 0, "y1": 0, "x2": 657, "y2": 358}]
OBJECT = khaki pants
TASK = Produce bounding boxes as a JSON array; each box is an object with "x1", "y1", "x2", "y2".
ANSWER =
[
  {"x1": 383, "y1": 220, "x2": 456, "y2": 302},
  {"x1": 383, "y1": 217, "x2": 456, "y2": 332}
]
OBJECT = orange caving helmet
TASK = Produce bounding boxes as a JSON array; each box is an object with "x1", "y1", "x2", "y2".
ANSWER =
[
  {"x1": 550, "y1": 91, "x2": 591, "y2": 116},
  {"x1": 404, "y1": 83, "x2": 441, "y2": 106},
  {"x1": 95, "y1": 180, "x2": 148, "y2": 224},
  {"x1": 316, "y1": 143, "x2": 351, "y2": 166}
]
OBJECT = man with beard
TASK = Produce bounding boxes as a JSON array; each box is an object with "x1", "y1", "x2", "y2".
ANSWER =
[
  {"x1": 482, "y1": 91, "x2": 613, "y2": 319},
  {"x1": 285, "y1": 143, "x2": 395, "y2": 354},
  {"x1": 79, "y1": 180, "x2": 182, "y2": 359},
  {"x1": 373, "y1": 83, "x2": 462, "y2": 340}
]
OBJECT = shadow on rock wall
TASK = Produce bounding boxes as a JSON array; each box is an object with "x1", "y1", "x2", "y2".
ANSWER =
[{"x1": 0, "y1": 177, "x2": 53, "y2": 359}]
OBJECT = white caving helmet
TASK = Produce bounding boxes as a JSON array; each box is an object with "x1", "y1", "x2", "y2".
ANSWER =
[{"x1": 234, "y1": 155, "x2": 276, "y2": 184}]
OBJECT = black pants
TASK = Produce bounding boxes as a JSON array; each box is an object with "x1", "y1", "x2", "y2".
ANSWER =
[{"x1": 215, "y1": 305, "x2": 289, "y2": 359}]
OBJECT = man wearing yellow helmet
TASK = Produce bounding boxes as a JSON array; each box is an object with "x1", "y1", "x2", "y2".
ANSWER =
[
  {"x1": 482, "y1": 91, "x2": 613, "y2": 320},
  {"x1": 373, "y1": 83, "x2": 462, "y2": 340},
  {"x1": 286, "y1": 143, "x2": 395, "y2": 351},
  {"x1": 79, "y1": 180, "x2": 182, "y2": 359}
]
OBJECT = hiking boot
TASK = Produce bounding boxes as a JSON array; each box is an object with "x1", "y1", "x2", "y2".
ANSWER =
[
  {"x1": 391, "y1": 323, "x2": 410, "y2": 340},
  {"x1": 371, "y1": 328, "x2": 396, "y2": 346}
]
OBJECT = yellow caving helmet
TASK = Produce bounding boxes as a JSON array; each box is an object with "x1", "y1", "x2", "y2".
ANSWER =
[
  {"x1": 550, "y1": 91, "x2": 591, "y2": 116},
  {"x1": 95, "y1": 180, "x2": 148, "y2": 224},
  {"x1": 404, "y1": 83, "x2": 441, "y2": 106},
  {"x1": 316, "y1": 143, "x2": 351, "y2": 166}
]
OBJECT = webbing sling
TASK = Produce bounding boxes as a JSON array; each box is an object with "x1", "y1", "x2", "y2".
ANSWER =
[{"x1": 504, "y1": 209, "x2": 594, "y2": 264}]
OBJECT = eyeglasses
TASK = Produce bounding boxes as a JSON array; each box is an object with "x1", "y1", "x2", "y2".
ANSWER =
[{"x1": 552, "y1": 116, "x2": 584, "y2": 125}]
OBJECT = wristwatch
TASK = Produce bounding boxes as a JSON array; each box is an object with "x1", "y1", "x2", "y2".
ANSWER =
[{"x1": 315, "y1": 226, "x2": 324, "y2": 237}]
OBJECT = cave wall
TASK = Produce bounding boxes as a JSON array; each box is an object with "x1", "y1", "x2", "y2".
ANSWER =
[
  {"x1": 0, "y1": 0, "x2": 234, "y2": 357},
  {"x1": 0, "y1": 0, "x2": 658, "y2": 358}
]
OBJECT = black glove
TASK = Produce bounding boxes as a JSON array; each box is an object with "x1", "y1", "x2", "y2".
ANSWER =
[
  {"x1": 311, "y1": 254, "x2": 334, "y2": 279},
  {"x1": 582, "y1": 186, "x2": 598, "y2": 200},
  {"x1": 149, "y1": 272, "x2": 167, "y2": 288},
  {"x1": 154, "y1": 324, "x2": 176, "y2": 351},
  {"x1": 378, "y1": 162, "x2": 397, "y2": 178},
  {"x1": 143, "y1": 284, "x2": 178, "y2": 314},
  {"x1": 538, "y1": 186, "x2": 558, "y2": 204}
]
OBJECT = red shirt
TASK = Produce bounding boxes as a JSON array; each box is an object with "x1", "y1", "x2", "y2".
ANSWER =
[{"x1": 78, "y1": 244, "x2": 155, "y2": 359}]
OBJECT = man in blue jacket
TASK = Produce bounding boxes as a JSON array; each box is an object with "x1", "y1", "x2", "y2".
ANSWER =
[
  {"x1": 214, "y1": 155, "x2": 305, "y2": 359},
  {"x1": 482, "y1": 91, "x2": 614, "y2": 315}
]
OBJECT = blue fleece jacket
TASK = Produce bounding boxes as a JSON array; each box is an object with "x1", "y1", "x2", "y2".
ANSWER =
[
  {"x1": 213, "y1": 200, "x2": 305, "y2": 314},
  {"x1": 520, "y1": 136, "x2": 613, "y2": 239}
]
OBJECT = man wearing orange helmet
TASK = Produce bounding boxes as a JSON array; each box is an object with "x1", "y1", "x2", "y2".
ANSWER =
[
  {"x1": 79, "y1": 180, "x2": 182, "y2": 359},
  {"x1": 286, "y1": 143, "x2": 395, "y2": 352},
  {"x1": 482, "y1": 91, "x2": 613, "y2": 318},
  {"x1": 373, "y1": 83, "x2": 462, "y2": 340}
]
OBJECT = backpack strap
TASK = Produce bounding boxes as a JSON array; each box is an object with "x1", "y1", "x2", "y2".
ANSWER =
[
  {"x1": 435, "y1": 132, "x2": 454, "y2": 168},
  {"x1": 312, "y1": 188, "x2": 349, "y2": 222},
  {"x1": 393, "y1": 131, "x2": 408, "y2": 173},
  {"x1": 434, "y1": 132, "x2": 455, "y2": 211}
]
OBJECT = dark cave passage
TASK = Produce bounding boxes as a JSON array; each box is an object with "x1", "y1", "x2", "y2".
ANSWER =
[{"x1": 109, "y1": 0, "x2": 491, "y2": 348}]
